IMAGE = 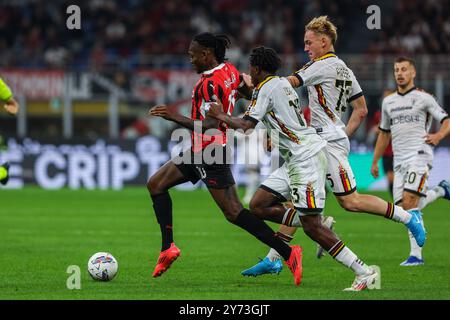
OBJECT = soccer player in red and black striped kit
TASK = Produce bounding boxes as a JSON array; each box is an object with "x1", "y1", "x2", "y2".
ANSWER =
[{"x1": 148, "y1": 33, "x2": 302, "y2": 285}]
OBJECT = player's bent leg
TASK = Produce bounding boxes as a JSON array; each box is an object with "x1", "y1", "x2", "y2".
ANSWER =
[
  {"x1": 336, "y1": 191, "x2": 426, "y2": 246},
  {"x1": 249, "y1": 187, "x2": 297, "y2": 225},
  {"x1": 418, "y1": 182, "x2": 448, "y2": 209},
  {"x1": 147, "y1": 160, "x2": 190, "y2": 196},
  {"x1": 300, "y1": 214, "x2": 380, "y2": 291},
  {"x1": 208, "y1": 186, "x2": 302, "y2": 285},
  {"x1": 148, "y1": 161, "x2": 191, "y2": 278}
]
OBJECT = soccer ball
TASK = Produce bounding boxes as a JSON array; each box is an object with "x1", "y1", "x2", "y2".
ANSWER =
[{"x1": 87, "y1": 252, "x2": 118, "y2": 281}]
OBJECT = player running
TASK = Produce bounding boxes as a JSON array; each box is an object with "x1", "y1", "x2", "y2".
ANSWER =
[
  {"x1": 208, "y1": 46, "x2": 380, "y2": 291},
  {"x1": 241, "y1": 16, "x2": 426, "y2": 277},
  {"x1": 372, "y1": 57, "x2": 450, "y2": 266},
  {"x1": 147, "y1": 33, "x2": 302, "y2": 285},
  {"x1": 0, "y1": 77, "x2": 20, "y2": 185}
]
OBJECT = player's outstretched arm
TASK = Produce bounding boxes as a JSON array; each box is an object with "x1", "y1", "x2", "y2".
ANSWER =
[
  {"x1": 346, "y1": 95, "x2": 368, "y2": 137},
  {"x1": 237, "y1": 73, "x2": 254, "y2": 100},
  {"x1": 0, "y1": 77, "x2": 19, "y2": 116},
  {"x1": 286, "y1": 75, "x2": 302, "y2": 88},
  {"x1": 207, "y1": 101, "x2": 256, "y2": 132},
  {"x1": 3, "y1": 97, "x2": 19, "y2": 116},
  {"x1": 425, "y1": 118, "x2": 450, "y2": 146},
  {"x1": 148, "y1": 105, "x2": 218, "y2": 132},
  {"x1": 371, "y1": 130, "x2": 391, "y2": 178}
]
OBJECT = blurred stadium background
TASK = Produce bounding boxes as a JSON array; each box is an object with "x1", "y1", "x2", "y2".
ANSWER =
[{"x1": 0, "y1": 0, "x2": 449, "y2": 191}]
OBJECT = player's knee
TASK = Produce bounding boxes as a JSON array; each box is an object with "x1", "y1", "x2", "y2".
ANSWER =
[
  {"x1": 249, "y1": 200, "x2": 264, "y2": 219},
  {"x1": 301, "y1": 219, "x2": 320, "y2": 238},
  {"x1": 147, "y1": 176, "x2": 164, "y2": 195},
  {"x1": 223, "y1": 202, "x2": 244, "y2": 222},
  {"x1": 223, "y1": 209, "x2": 240, "y2": 222}
]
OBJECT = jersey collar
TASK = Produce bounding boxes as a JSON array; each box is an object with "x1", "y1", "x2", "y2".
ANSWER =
[
  {"x1": 397, "y1": 86, "x2": 416, "y2": 96},
  {"x1": 202, "y1": 63, "x2": 225, "y2": 75},
  {"x1": 314, "y1": 51, "x2": 337, "y2": 61}
]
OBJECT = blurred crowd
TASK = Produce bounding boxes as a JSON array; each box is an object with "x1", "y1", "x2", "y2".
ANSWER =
[
  {"x1": 0, "y1": 0, "x2": 448, "y2": 70},
  {"x1": 0, "y1": 0, "x2": 361, "y2": 69},
  {"x1": 367, "y1": 0, "x2": 450, "y2": 55}
]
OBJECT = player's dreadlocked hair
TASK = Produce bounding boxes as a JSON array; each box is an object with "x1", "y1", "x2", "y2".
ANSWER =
[
  {"x1": 249, "y1": 46, "x2": 282, "y2": 74},
  {"x1": 193, "y1": 32, "x2": 231, "y2": 63}
]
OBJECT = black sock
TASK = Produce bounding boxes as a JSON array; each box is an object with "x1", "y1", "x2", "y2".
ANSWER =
[
  {"x1": 233, "y1": 209, "x2": 292, "y2": 260},
  {"x1": 151, "y1": 192, "x2": 173, "y2": 251}
]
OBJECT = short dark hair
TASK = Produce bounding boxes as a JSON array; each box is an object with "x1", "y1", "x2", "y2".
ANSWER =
[
  {"x1": 395, "y1": 56, "x2": 416, "y2": 68},
  {"x1": 193, "y1": 32, "x2": 231, "y2": 63},
  {"x1": 249, "y1": 46, "x2": 282, "y2": 74}
]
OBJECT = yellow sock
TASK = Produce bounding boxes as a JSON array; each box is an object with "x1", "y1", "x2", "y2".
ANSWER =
[{"x1": 0, "y1": 166, "x2": 7, "y2": 180}]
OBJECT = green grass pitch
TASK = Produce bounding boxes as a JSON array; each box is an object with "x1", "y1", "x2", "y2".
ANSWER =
[{"x1": 1, "y1": 187, "x2": 449, "y2": 300}]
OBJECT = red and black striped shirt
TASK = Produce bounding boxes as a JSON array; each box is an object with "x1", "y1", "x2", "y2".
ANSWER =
[{"x1": 191, "y1": 62, "x2": 241, "y2": 152}]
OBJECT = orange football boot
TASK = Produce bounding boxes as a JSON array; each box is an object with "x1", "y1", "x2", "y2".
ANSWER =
[
  {"x1": 152, "y1": 243, "x2": 181, "y2": 278},
  {"x1": 285, "y1": 245, "x2": 303, "y2": 285}
]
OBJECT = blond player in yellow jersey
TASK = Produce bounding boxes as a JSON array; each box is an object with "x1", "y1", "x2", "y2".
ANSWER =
[{"x1": 0, "y1": 77, "x2": 19, "y2": 185}]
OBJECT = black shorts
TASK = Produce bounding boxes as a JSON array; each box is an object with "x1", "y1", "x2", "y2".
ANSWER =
[
  {"x1": 382, "y1": 155, "x2": 394, "y2": 174},
  {"x1": 173, "y1": 147, "x2": 235, "y2": 189}
]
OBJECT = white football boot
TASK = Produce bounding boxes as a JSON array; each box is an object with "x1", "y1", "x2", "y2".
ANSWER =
[{"x1": 343, "y1": 265, "x2": 381, "y2": 291}]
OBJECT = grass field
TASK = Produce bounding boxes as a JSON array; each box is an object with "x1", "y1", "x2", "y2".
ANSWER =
[{"x1": 1, "y1": 187, "x2": 449, "y2": 300}]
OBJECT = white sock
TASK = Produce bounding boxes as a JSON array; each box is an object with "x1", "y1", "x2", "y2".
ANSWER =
[
  {"x1": 329, "y1": 241, "x2": 370, "y2": 276},
  {"x1": 408, "y1": 230, "x2": 423, "y2": 259},
  {"x1": 267, "y1": 248, "x2": 282, "y2": 262},
  {"x1": 282, "y1": 208, "x2": 301, "y2": 227},
  {"x1": 419, "y1": 186, "x2": 445, "y2": 210},
  {"x1": 390, "y1": 205, "x2": 412, "y2": 224}
]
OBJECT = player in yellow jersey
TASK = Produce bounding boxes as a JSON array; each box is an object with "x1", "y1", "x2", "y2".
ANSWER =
[{"x1": 0, "y1": 77, "x2": 19, "y2": 185}]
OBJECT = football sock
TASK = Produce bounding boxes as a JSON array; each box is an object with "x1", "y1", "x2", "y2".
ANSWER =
[
  {"x1": 266, "y1": 232, "x2": 294, "y2": 261},
  {"x1": 151, "y1": 192, "x2": 173, "y2": 251},
  {"x1": 418, "y1": 186, "x2": 445, "y2": 210},
  {"x1": 233, "y1": 209, "x2": 292, "y2": 261},
  {"x1": 0, "y1": 166, "x2": 7, "y2": 181},
  {"x1": 408, "y1": 230, "x2": 423, "y2": 259},
  {"x1": 328, "y1": 240, "x2": 370, "y2": 276},
  {"x1": 384, "y1": 203, "x2": 411, "y2": 224},
  {"x1": 282, "y1": 207, "x2": 301, "y2": 227}
]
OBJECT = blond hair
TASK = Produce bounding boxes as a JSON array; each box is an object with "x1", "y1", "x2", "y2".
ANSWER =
[{"x1": 305, "y1": 16, "x2": 338, "y2": 44}]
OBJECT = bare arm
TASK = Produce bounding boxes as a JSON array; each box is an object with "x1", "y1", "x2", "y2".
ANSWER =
[
  {"x1": 148, "y1": 105, "x2": 218, "y2": 132},
  {"x1": 346, "y1": 95, "x2": 368, "y2": 137},
  {"x1": 3, "y1": 97, "x2": 19, "y2": 115},
  {"x1": 286, "y1": 75, "x2": 301, "y2": 88},
  {"x1": 207, "y1": 101, "x2": 256, "y2": 132},
  {"x1": 425, "y1": 118, "x2": 450, "y2": 146},
  {"x1": 236, "y1": 73, "x2": 253, "y2": 100},
  {"x1": 371, "y1": 130, "x2": 391, "y2": 178}
]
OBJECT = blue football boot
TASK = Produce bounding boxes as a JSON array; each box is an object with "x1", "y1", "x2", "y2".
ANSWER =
[
  {"x1": 241, "y1": 257, "x2": 283, "y2": 277},
  {"x1": 438, "y1": 180, "x2": 450, "y2": 200},
  {"x1": 405, "y1": 209, "x2": 426, "y2": 247},
  {"x1": 400, "y1": 256, "x2": 424, "y2": 266}
]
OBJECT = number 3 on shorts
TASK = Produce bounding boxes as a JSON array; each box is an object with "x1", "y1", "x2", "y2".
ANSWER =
[{"x1": 291, "y1": 188, "x2": 300, "y2": 203}]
